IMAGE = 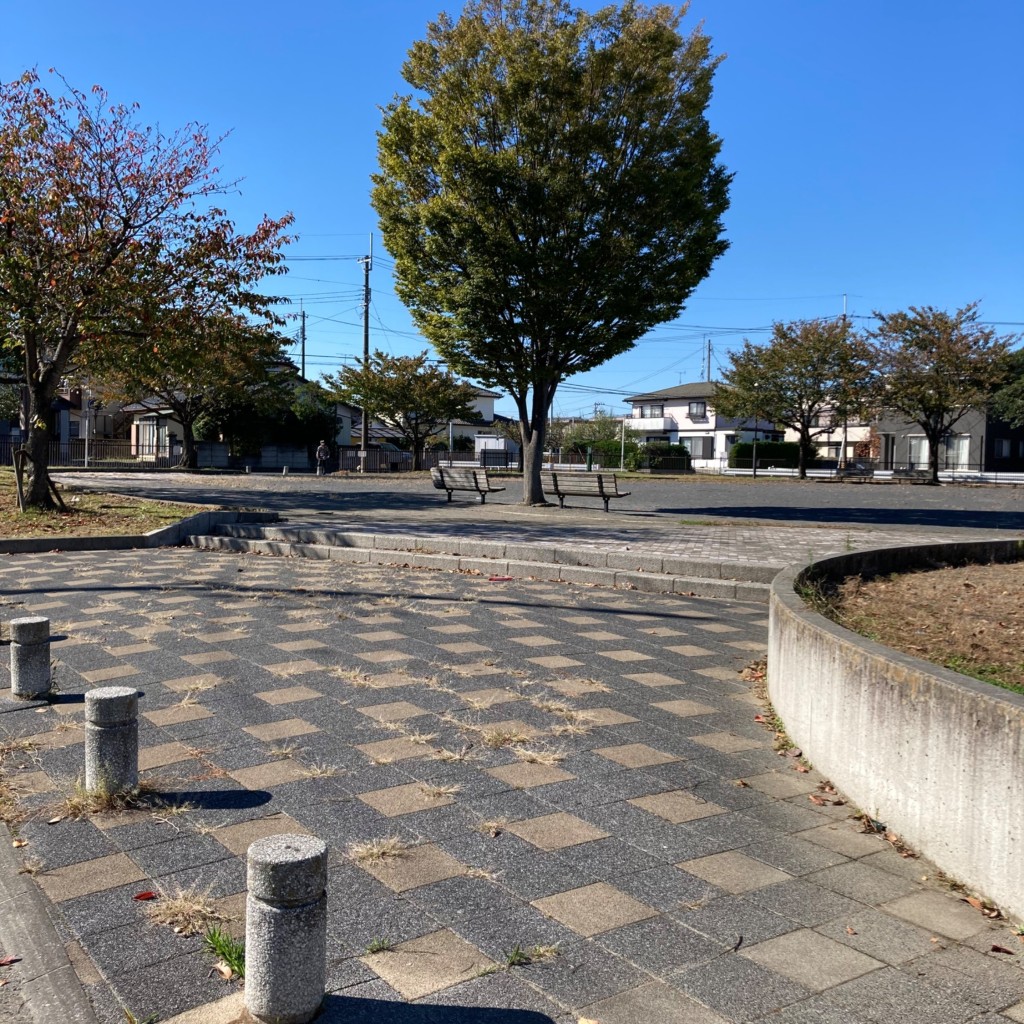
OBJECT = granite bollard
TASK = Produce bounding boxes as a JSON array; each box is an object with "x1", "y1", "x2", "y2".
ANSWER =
[
  {"x1": 84, "y1": 686, "x2": 139, "y2": 794},
  {"x1": 245, "y1": 834, "x2": 328, "y2": 1024},
  {"x1": 10, "y1": 616, "x2": 51, "y2": 699}
]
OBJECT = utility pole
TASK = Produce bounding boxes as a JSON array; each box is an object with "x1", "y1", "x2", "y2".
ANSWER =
[
  {"x1": 358, "y1": 236, "x2": 373, "y2": 474},
  {"x1": 299, "y1": 303, "x2": 307, "y2": 379},
  {"x1": 705, "y1": 337, "x2": 712, "y2": 382}
]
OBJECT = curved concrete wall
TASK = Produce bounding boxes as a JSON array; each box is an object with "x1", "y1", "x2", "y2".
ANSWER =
[{"x1": 768, "y1": 538, "x2": 1024, "y2": 919}]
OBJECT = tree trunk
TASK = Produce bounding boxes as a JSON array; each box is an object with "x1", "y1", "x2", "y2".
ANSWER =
[
  {"x1": 24, "y1": 378, "x2": 58, "y2": 510},
  {"x1": 521, "y1": 428, "x2": 547, "y2": 504},
  {"x1": 178, "y1": 418, "x2": 198, "y2": 469},
  {"x1": 927, "y1": 428, "x2": 941, "y2": 484},
  {"x1": 797, "y1": 428, "x2": 809, "y2": 480}
]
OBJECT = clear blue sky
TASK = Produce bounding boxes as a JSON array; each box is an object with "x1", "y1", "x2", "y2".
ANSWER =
[{"x1": 5, "y1": 2, "x2": 1021, "y2": 420}]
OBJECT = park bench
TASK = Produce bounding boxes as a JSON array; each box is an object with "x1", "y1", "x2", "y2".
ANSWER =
[
  {"x1": 430, "y1": 466, "x2": 506, "y2": 504},
  {"x1": 540, "y1": 470, "x2": 630, "y2": 513}
]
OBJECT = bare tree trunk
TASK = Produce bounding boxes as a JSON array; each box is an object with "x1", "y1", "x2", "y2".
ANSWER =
[
  {"x1": 927, "y1": 428, "x2": 941, "y2": 484},
  {"x1": 179, "y1": 419, "x2": 199, "y2": 469},
  {"x1": 24, "y1": 378, "x2": 57, "y2": 509},
  {"x1": 521, "y1": 428, "x2": 547, "y2": 504}
]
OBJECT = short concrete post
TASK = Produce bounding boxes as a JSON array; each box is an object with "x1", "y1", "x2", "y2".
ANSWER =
[
  {"x1": 84, "y1": 686, "x2": 139, "y2": 794},
  {"x1": 10, "y1": 616, "x2": 51, "y2": 699},
  {"x1": 246, "y1": 834, "x2": 328, "y2": 1024}
]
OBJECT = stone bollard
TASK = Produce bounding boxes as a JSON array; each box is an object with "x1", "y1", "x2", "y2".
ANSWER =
[
  {"x1": 84, "y1": 686, "x2": 139, "y2": 795},
  {"x1": 246, "y1": 834, "x2": 328, "y2": 1024},
  {"x1": 9, "y1": 616, "x2": 51, "y2": 700}
]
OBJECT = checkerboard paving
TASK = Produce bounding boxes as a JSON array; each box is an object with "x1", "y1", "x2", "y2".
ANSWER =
[{"x1": 1, "y1": 548, "x2": 1021, "y2": 1024}]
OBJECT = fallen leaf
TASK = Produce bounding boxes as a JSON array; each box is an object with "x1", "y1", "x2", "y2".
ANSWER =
[
  {"x1": 214, "y1": 961, "x2": 233, "y2": 981},
  {"x1": 488, "y1": 575, "x2": 514, "y2": 582},
  {"x1": 794, "y1": 764, "x2": 810, "y2": 773},
  {"x1": 0, "y1": 956, "x2": 21, "y2": 967},
  {"x1": 46, "y1": 816, "x2": 64, "y2": 825},
  {"x1": 0, "y1": 979, "x2": 7, "y2": 987},
  {"x1": 963, "y1": 896, "x2": 984, "y2": 911},
  {"x1": 846, "y1": 926, "x2": 857, "y2": 936},
  {"x1": 12, "y1": 839, "x2": 27, "y2": 849},
  {"x1": 753, "y1": 714, "x2": 766, "y2": 723},
  {"x1": 991, "y1": 945, "x2": 1014, "y2": 955},
  {"x1": 808, "y1": 794, "x2": 826, "y2": 805},
  {"x1": 734, "y1": 780, "x2": 750, "y2": 788},
  {"x1": 133, "y1": 891, "x2": 158, "y2": 902}
]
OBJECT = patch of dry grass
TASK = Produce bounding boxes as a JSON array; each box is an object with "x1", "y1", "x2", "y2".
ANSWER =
[
  {"x1": 145, "y1": 884, "x2": 226, "y2": 935},
  {"x1": 348, "y1": 837, "x2": 409, "y2": 864}
]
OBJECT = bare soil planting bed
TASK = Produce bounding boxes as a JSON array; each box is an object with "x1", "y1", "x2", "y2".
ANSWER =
[{"x1": 834, "y1": 560, "x2": 1024, "y2": 695}]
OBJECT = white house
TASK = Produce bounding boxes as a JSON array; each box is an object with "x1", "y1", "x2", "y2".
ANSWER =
[{"x1": 625, "y1": 382, "x2": 780, "y2": 468}]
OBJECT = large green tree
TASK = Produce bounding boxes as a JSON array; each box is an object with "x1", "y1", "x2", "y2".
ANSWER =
[
  {"x1": 870, "y1": 303, "x2": 1013, "y2": 483},
  {"x1": 991, "y1": 349, "x2": 1024, "y2": 429},
  {"x1": 324, "y1": 350, "x2": 478, "y2": 469},
  {"x1": 715, "y1": 318, "x2": 874, "y2": 478},
  {"x1": 0, "y1": 69, "x2": 291, "y2": 506},
  {"x1": 372, "y1": 0, "x2": 730, "y2": 503}
]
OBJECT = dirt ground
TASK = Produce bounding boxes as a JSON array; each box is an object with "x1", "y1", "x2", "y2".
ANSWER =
[
  {"x1": 0, "y1": 472, "x2": 204, "y2": 539},
  {"x1": 835, "y1": 561, "x2": 1024, "y2": 695}
]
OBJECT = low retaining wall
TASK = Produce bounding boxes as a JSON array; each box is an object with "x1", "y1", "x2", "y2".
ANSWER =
[
  {"x1": 0, "y1": 509, "x2": 278, "y2": 556},
  {"x1": 768, "y1": 538, "x2": 1024, "y2": 919}
]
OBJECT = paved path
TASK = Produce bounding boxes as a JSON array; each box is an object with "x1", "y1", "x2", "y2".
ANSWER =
[{"x1": 1, "y1": 539, "x2": 1023, "y2": 1024}]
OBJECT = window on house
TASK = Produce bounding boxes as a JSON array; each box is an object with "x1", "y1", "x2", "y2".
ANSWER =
[
  {"x1": 994, "y1": 438, "x2": 1011, "y2": 459},
  {"x1": 688, "y1": 401, "x2": 707, "y2": 420}
]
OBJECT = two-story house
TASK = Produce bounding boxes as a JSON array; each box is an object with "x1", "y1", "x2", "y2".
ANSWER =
[{"x1": 625, "y1": 382, "x2": 780, "y2": 468}]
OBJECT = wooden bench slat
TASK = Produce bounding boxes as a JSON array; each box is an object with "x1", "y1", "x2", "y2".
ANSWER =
[
  {"x1": 540, "y1": 471, "x2": 629, "y2": 512},
  {"x1": 431, "y1": 466, "x2": 505, "y2": 504}
]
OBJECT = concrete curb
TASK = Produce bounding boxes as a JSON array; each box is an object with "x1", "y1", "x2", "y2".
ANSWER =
[
  {"x1": 0, "y1": 509, "x2": 278, "y2": 557},
  {"x1": 768, "y1": 536, "x2": 1024, "y2": 920},
  {"x1": 188, "y1": 533, "x2": 773, "y2": 604},
  {"x1": 0, "y1": 822, "x2": 97, "y2": 1024}
]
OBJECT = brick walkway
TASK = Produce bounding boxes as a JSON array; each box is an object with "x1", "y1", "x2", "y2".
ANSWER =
[{"x1": 2, "y1": 546, "x2": 1022, "y2": 1024}]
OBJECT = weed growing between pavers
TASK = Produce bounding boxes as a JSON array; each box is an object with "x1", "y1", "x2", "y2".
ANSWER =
[
  {"x1": 146, "y1": 883, "x2": 226, "y2": 936},
  {"x1": 204, "y1": 924, "x2": 246, "y2": 979}
]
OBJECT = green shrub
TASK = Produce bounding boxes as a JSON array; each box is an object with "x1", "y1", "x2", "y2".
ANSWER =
[{"x1": 728, "y1": 440, "x2": 800, "y2": 468}]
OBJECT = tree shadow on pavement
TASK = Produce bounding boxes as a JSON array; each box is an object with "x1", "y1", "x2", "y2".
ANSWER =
[{"x1": 318, "y1": 995, "x2": 555, "y2": 1023}]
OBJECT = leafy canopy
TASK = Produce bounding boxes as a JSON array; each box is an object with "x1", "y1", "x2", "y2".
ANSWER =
[
  {"x1": 372, "y1": 0, "x2": 730, "y2": 499},
  {"x1": 870, "y1": 303, "x2": 1013, "y2": 481},
  {"x1": 991, "y1": 349, "x2": 1024, "y2": 429},
  {"x1": 324, "y1": 350, "x2": 478, "y2": 468}
]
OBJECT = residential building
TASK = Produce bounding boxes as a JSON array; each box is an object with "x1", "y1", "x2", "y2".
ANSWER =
[{"x1": 624, "y1": 382, "x2": 779, "y2": 468}]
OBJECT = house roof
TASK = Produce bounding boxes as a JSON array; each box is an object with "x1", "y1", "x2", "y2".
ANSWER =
[{"x1": 626, "y1": 381, "x2": 720, "y2": 403}]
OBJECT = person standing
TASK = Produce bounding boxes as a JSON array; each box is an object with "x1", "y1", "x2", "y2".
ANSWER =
[{"x1": 315, "y1": 440, "x2": 330, "y2": 476}]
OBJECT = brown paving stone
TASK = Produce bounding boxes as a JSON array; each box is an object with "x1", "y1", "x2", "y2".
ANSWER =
[
  {"x1": 561, "y1": 615, "x2": 602, "y2": 625},
  {"x1": 277, "y1": 621, "x2": 328, "y2": 633},
  {"x1": 202, "y1": 630, "x2": 250, "y2": 643},
  {"x1": 262, "y1": 659, "x2": 323, "y2": 677},
  {"x1": 624, "y1": 672, "x2": 686, "y2": 687},
  {"x1": 497, "y1": 618, "x2": 543, "y2": 628},
  {"x1": 460, "y1": 687, "x2": 521, "y2": 708},
  {"x1": 357, "y1": 843, "x2": 466, "y2": 893},
  {"x1": 599, "y1": 649, "x2": 653, "y2": 662},
  {"x1": 451, "y1": 661, "x2": 504, "y2": 676},
  {"x1": 532, "y1": 881, "x2": 657, "y2": 937},
  {"x1": 81, "y1": 664, "x2": 139, "y2": 684},
  {"x1": 357, "y1": 701, "x2": 429, "y2": 722},
  {"x1": 580, "y1": 982, "x2": 729, "y2": 1024},
  {"x1": 437, "y1": 641, "x2": 492, "y2": 654},
  {"x1": 527, "y1": 655, "x2": 583, "y2": 669},
  {"x1": 595, "y1": 743, "x2": 679, "y2": 769},
  {"x1": 212, "y1": 892, "x2": 248, "y2": 940},
  {"x1": 255, "y1": 685, "x2": 322, "y2": 705},
  {"x1": 663, "y1": 644, "x2": 714, "y2": 657},
  {"x1": 356, "y1": 650, "x2": 413, "y2": 664},
  {"x1": 509, "y1": 635, "x2": 562, "y2": 648},
  {"x1": 679, "y1": 851, "x2": 792, "y2": 892},
  {"x1": 229, "y1": 760, "x2": 309, "y2": 789},
  {"x1": 691, "y1": 732, "x2": 762, "y2": 753},
  {"x1": 741, "y1": 929, "x2": 883, "y2": 990},
  {"x1": 361, "y1": 928, "x2": 494, "y2": 1000},
  {"x1": 653, "y1": 698, "x2": 718, "y2": 717},
  {"x1": 7, "y1": 771, "x2": 56, "y2": 796},
  {"x1": 144, "y1": 704, "x2": 213, "y2": 727},
  {"x1": 21, "y1": 727, "x2": 85, "y2": 749},
  {"x1": 486, "y1": 761, "x2": 575, "y2": 789},
  {"x1": 243, "y1": 718, "x2": 320, "y2": 742},
  {"x1": 180, "y1": 651, "x2": 236, "y2": 666},
  {"x1": 584, "y1": 707, "x2": 640, "y2": 726},
  {"x1": 211, "y1": 812, "x2": 310, "y2": 856},
  {"x1": 36, "y1": 853, "x2": 147, "y2": 903},
  {"x1": 881, "y1": 891, "x2": 990, "y2": 940},
  {"x1": 357, "y1": 737, "x2": 431, "y2": 763},
  {"x1": 209, "y1": 615, "x2": 254, "y2": 625},
  {"x1": 104, "y1": 642, "x2": 158, "y2": 657},
  {"x1": 477, "y1": 719, "x2": 543, "y2": 740},
  {"x1": 795, "y1": 823, "x2": 888, "y2": 859},
  {"x1": 139, "y1": 741, "x2": 195, "y2": 771},
  {"x1": 694, "y1": 666, "x2": 743, "y2": 682},
  {"x1": 353, "y1": 630, "x2": 407, "y2": 642},
  {"x1": 694, "y1": 622, "x2": 739, "y2": 633},
  {"x1": 272, "y1": 639, "x2": 327, "y2": 652},
  {"x1": 639, "y1": 627, "x2": 687, "y2": 637},
  {"x1": 743, "y1": 771, "x2": 820, "y2": 798},
  {"x1": 576, "y1": 630, "x2": 627, "y2": 641},
  {"x1": 506, "y1": 812, "x2": 610, "y2": 851},
  {"x1": 427, "y1": 623, "x2": 480, "y2": 635},
  {"x1": 358, "y1": 782, "x2": 455, "y2": 817},
  {"x1": 161, "y1": 673, "x2": 222, "y2": 693},
  {"x1": 630, "y1": 789, "x2": 727, "y2": 823},
  {"x1": 546, "y1": 678, "x2": 610, "y2": 697}
]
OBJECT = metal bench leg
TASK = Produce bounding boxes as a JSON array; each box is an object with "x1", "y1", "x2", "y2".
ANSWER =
[
  {"x1": 447, "y1": 491, "x2": 453, "y2": 502},
  {"x1": 558, "y1": 496, "x2": 566, "y2": 509},
  {"x1": 480, "y1": 493, "x2": 486, "y2": 503},
  {"x1": 603, "y1": 497, "x2": 610, "y2": 512}
]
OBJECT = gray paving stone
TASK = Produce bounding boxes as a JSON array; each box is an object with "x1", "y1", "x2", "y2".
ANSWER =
[
  {"x1": 746, "y1": 879, "x2": 864, "y2": 927},
  {"x1": 805, "y1": 860, "x2": 919, "y2": 904},
  {"x1": 522, "y1": 939, "x2": 647, "y2": 1007},
  {"x1": 815, "y1": 907, "x2": 944, "y2": 965},
  {"x1": 673, "y1": 952, "x2": 813, "y2": 1020},
  {"x1": 673, "y1": 894, "x2": 799, "y2": 947},
  {"x1": 597, "y1": 914, "x2": 728, "y2": 976},
  {"x1": 905, "y1": 946, "x2": 1024, "y2": 1011}
]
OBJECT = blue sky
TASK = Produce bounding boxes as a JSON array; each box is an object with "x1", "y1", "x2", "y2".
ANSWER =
[{"x1": 5, "y1": 2, "x2": 1021, "y2": 419}]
